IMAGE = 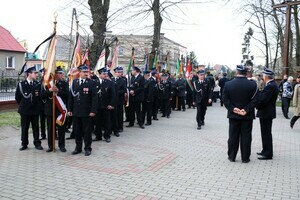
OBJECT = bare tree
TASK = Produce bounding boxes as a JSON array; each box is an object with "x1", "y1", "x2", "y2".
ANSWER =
[
  {"x1": 88, "y1": 0, "x2": 110, "y2": 67},
  {"x1": 293, "y1": 2, "x2": 300, "y2": 67}
]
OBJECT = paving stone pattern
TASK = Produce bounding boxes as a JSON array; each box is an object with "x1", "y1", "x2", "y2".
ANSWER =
[{"x1": 0, "y1": 103, "x2": 299, "y2": 200}]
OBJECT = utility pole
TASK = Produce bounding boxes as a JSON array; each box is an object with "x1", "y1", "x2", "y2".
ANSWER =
[{"x1": 273, "y1": 1, "x2": 300, "y2": 76}]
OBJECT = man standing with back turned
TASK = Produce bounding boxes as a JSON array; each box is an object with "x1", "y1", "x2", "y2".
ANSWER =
[
  {"x1": 256, "y1": 68, "x2": 279, "y2": 160},
  {"x1": 223, "y1": 65, "x2": 258, "y2": 163}
]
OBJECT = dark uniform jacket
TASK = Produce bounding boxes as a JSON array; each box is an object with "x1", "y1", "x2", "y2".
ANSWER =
[
  {"x1": 95, "y1": 78, "x2": 116, "y2": 109},
  {"x1": 159, "y1": 81, "x2": 172, "y2": 100},
  {"x1": 256, "y1": 80, "x2": 279, "y2": 119},
  {"x1": 129, "y1": 74, "x2": 145, "y2": 102},
  {"x1": 15, "y1": 80, "x2": 41, "y2": 115},
  {"x1": 144, "y1": 77, "x2": 157, "y2": 102},
  {"x1": 111, "y1": 77, "x2": 126, "y2": 105},
  {"x1": 219, "y1": 77, "x2": 230, "y2": 90},
  {"x1": 193, "y1": 79, "x2": 213, "y2": 104},
  {"x1": 68, "y1": 78, "x2": 98, "y2": 117},
  {"x1": 223, "y1": 77, "x2": 258, "y2": 120},
  {"x1": 175, "y1": 78, "x2": 186, "y2": 97},
  {"x1": 41, "y1": 80, "x2": 69, "y2": 116}
]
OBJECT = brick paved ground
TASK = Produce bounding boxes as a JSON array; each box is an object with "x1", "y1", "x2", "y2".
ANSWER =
[{"x1": 0, "y1": 102, "x2": 300, "y2": 200}]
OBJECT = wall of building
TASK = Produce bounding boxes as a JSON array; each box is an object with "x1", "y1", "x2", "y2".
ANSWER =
[{"x1": 0, "y1": 51, "x2": 25, "y2": 75}]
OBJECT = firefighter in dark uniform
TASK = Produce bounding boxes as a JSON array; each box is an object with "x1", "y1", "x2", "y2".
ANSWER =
[
  {"x1": 193, "y1": 70, "x2": 213, "y2": 130},
  {"x1": 159, "y1": 74, "x2": 172, "y2": 118},
  {"x1": 219, "y1": 72, "x2": 230, "y2": 107},
  {"x1": 175, "y1": 74, "x2": 186, "y2": 111},
  {"x1": 39, "y1": 68, "x2": 47, "y2": 140},
  {"x1": 15, "y1": 65, "x2": 43, "y2": 151},
  {"x1": 151, "y1": 69, "x2": 159, "y2": 121},
  {"x1": 68, "y1": 65, "x2": 98, "y2": 156},
  {"x1": 41, "y1": 66, "x2": 68, "y2": 152},
  {"x1": 93, "y1": 68, "x2": 116, "y2": 143},
  {"x1": 256, "y1": 68, "x2": 279, "y2": 160},
  {"x1": 126, "y1": 66, "x2": 145, "y2": 129},
  {"x1": 111, "y1": 67, "x2": 127, "y2": 133},
  {"x1": 223, "y1": 65, "x2": 258, "y2": 163},
  {"x1": 142, "y1": 70, "x2": 157, "y2": 125},
  {"x1": 186, "y1": 72, "x2": 195, "y2": 109}
]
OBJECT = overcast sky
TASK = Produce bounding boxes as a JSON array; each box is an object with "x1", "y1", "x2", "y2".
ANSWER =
[{"x1": 0, "y1": 0, "x2": 261, "y2": 68}]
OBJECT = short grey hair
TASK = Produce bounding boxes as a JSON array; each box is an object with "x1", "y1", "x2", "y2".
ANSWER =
[{"x1": 288, "y1": 76, "x2": 294, "y2": 82}]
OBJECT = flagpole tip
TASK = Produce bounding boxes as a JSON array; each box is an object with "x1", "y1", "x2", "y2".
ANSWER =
[{"x1": 54, "y1": 12, "x2": 58, "y2": 22}]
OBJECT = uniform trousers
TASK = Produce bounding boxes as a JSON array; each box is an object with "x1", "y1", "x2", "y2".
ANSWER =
[
  {"x1": 73, "y1": 116, "x2": 93, "y2": 152},
  {"x1": 20, "y1": 115, "x2": 41, "y2": 147},
  {"x1": 128, "y1": 101, "x2": 143, "y2": 126},
  {"x1": 46, "y1": 116, "x2": 65, "y2": 149},
  {"x1": 142, "y1": 101, "x2": 153, "y2": 124},
  {"x1": 40, "y1": 111, "x2": 46, "y2": 138},
  {"x1": 95, "y1": 109, "x2": 111, "y2": 139},
  {"x1": 228, "y1": 119, "x2": 253, "y2": 161},
  {"x1": 116, "y1": 104, "x2": 124, "y2": 131},
  {"x1": 161, "y1": 99, "x2": 171, "y2": 117},
  {"x1": 259, "y1": 118, "x2": 273, "y2": 158},
  {"x1": 177, "y1": 96, "x2": 185, "y2": 110}
]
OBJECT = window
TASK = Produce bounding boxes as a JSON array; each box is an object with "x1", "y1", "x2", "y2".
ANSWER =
[{"x1": 6, "y1": 56, "x2": 15, "y2": 68}]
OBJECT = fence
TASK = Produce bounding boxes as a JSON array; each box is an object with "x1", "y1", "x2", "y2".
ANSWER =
[{"x1": 0, "y1": 75, "x2": 20, "y2": 101}]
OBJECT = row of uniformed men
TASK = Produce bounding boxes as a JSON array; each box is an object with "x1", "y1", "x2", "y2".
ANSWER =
[{"x1": 15, "y1": 64, "x2": 213, "y2": 156}]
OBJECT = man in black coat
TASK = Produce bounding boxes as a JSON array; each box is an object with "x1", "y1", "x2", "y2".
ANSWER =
[
  {"x1": 223, "y1": 65, "x2": 258, "y2": 163},
  {"x1": 111, "y1": 67, "x2": 127, "y2": 133},
  {"x1": 127, "y1": 66, "x2": 145, "y2": 129},
  {"x1": 142, "y1": 71, "x2": 157, "y2": 125},
  {"x1": 175, "y1": 74, "x2": 186, "y2": 111},
  {"x1": 93, "y1": 68, "x2": 116, "y2": 143},
  {"x1": 151, "y1": 69, "x2": 159, "y2": 121},
  {"x1": 41, "y1": 67, "x2": 68, "y2": 152},
  {"x1": 68, "y1": 65, "x2": 98, "y2": 156},
  {"x1": 159, "y1": 74, "x2": 172, "y2": 118},
  {"x1": 256, "y1": 68, "x2": 279, "y2": 160},
  {"x1": 193, "y1": 70, "x2": 213, "y2": 130},
  {"x1": 15, "y1": 65, "x2": 43, "y2": 151},
  {"x1": 39, "y1": 68, "x2": 47, "y2": 140},
  {"x1": 219, "y1": 72, "x2": 230, "y2": 107}
]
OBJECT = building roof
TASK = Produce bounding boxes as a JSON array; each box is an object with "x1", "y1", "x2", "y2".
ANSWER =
[{"x1": 0, "y1": 26, "x2": 26, "y2": 53}]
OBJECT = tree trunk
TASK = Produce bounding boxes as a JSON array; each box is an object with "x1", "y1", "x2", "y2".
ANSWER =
[
  {"x1": 271, "y1": 0, "x2": 285, "y2": 67},
  {"x1": 293, "y1": 4, "x2": 300, "y2": 67},
  {"x1": 88, "y1": 0, "x2": 110, "y2": 68},
  {"x1": 149, "y1": 0, "x2": 163, "y2": 69}
]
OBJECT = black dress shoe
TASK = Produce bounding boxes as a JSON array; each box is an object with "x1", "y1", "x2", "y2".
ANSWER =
[
  {"x1": 46, "y1": 148, "x2": 53, "y2": 152},
  {"x1": 161, "y1": 115, "x2": 166, "y2": 117},
  {"x1": 105, "y1": 138, "x2": 111, "y2": 143},
  {"x1": 60, "y1": 147, "x2": 67, "y2": 152},
  {"x1": 40, "y1": 137, "x2": 46, "y2": 140},
  {"x1": 92, "y1": 137, "x2": 102, "y2": 141},
  {"x1": 114, "y1": 132, "x2": 120, "y2": 137},
  {"x1": 126, "y1": 124, "x2": 134, "y2": 127},
  {"x1": 85, "y1": 151, "x2": 91, "y2": 156},
  {"x1": 72, "y1": 149, "x2": 82, "y2": 155},
  {"x1": 139, "y1": 125, "x2": 145, "y2": 129},
  {"x1": 228, "y1": 157, "x2": 235, "y2": 162},
  {"x1": 242, "y1": 159, "x2": 250, "y2": 163},
  {"x1": 153, "y1": 118, "x2": 159, "y2": 121},
  {"x1": 200, "y1": 121, "x2": 205, "y2": 126},
  {"x1": 65, "y1": 130, "x2": 71, "y2": 133},
  {"x1": 66, "y1": 136, "x2": 75, "y2": 140},
  {"x1": 35, "y1": 145, "x2": 43, "y2": 150},
  {"x1": 119, "y1": 129, "x2": 123, "y2": 132},
  {"x1": 256, "y1": 152, "x2": 263, "y2": 156},
  {"x1": 19, "y1": 146, "x2": 28, "y2": 151},
  {"x1": 290, "y1": 122, "x2": 294, "y2": 129},
  {"x1": 197, "y1": 126, "x2": 201, "y2": 130},
  {"x1": 167, "y1": 116, "x2": 170, "y2": 118},
  {"x1": 258, "y1": 156, "x2": 272, "y2": 160},
  {"x1": 145, "y1": 123, "x2": 151, "y2": 126}
]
